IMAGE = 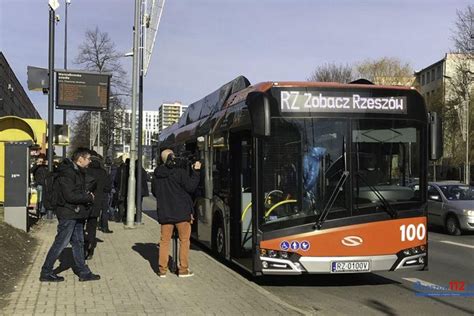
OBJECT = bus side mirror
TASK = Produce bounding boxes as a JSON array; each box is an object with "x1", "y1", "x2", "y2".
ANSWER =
[
  {"x1": 246, "y1": 92, "x2": 271, "y2": 137},
  {"x1": 429, "y1": 112, "x2": 443, "y2": 161}
]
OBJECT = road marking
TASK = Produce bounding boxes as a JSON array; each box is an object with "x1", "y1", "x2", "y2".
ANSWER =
[
  {"x1": 403, "y1": 278, "x2": 441, "y2": 288},
  {"x1": 439, "y1": 240, "x2": 474, "y2": 249}
]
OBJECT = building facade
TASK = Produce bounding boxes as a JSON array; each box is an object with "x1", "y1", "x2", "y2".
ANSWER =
[
  {"x1": 0, "y1": 52, "x2": 41, "y2": 119},
  {"x1": 114, "y1": 102, "x2": 187, "y2": 169},
  {"x1": 158, "y1": 101, "x2": 188, "y2": 133},
  {"x1": 414, "y1": 53, "x2": 473, "y2": 182},
  {"x1": 414, "y1": 53, "x2": 473, "y2": 107}
]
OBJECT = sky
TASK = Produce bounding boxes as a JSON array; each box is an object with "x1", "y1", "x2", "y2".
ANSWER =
[{"x1": 0, "y1": 0, "x2": 471, "y2": 122}]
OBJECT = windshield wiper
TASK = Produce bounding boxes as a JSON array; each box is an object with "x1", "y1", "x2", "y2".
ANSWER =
[
  {"x1": 314, "y1": 171, "x2": 349, "y2": 230},
  {"x1": 356, "y1": 172, "x2": 397, "y2": 219}
]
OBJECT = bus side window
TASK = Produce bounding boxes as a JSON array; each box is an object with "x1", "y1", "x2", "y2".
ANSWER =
[{"x1": 213, "y1": 147, "x2": 230, "y2": 197}]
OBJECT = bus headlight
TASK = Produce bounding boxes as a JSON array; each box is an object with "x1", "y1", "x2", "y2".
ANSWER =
[{"x1": 268, "y1": 250, "x2": 278, "y2": 258}]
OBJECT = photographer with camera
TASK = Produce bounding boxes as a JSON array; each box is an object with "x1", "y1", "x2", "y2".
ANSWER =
[{"x1": 152, "y1": 149, "x2": 201, "y2": 278}]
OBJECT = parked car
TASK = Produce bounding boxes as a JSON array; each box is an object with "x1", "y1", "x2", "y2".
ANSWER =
[{"x1": 427, "y1": 181, "x2": 474, "y2": 235}]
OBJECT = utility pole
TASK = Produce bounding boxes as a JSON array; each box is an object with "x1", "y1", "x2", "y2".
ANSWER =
[
  {"x1": 62, "y1": 0, "x2": 70, "y2": 158},
  {"x1": 46, "y1": 2, "x2": 57, "y2": 221},
  {"x1": 136, "y1": 0, "x2": 145, "y2": 225},
  {"x1": 126, "y1": 0, "x2": 141, "y2": 228},
  {"x1": 47, "y1": 5, "x2": 55, "y2": 171}
]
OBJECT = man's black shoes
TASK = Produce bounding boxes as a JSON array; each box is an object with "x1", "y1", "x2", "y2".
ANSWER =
[
  {"x1": 79, "y1": 272, "x2": 101, "y2": 282},
  {"x1": 39, "y1": 273, "x2": 64, "y2": 282},
  {"x1": 102, "y1": 229, "x2": 113, "y2": 234}
]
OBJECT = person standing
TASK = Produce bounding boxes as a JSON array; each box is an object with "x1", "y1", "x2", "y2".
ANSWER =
[
  {"x1": 84, "y1": 155, "x2": 113, "y2": 260},
  {"x1": 39, "y1": 148, "x2": 100, "y2": 282},
  {"x1": 114, "y1": 158, "x2": 129, "y2": 222},
  {"x1": 31, "y1": 154, "x2": 49, "y2": 216},
  {"x1": 153, "y1": 149, "x2": 201, "y2": 278}
]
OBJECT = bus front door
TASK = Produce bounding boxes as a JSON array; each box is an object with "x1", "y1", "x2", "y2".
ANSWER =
[{"x1": 230, "y1": 132, "x2": 254, "y2": 271}]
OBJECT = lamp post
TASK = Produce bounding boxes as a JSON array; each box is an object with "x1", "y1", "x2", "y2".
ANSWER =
[
  {"x1": 125, "y1": 0, "x2": 141, "y2": 228},
  {"x1": 62, "y1": 0, "x2": 71, "y2": 158},
  {"x1": 47, "y1": 5, "x2": 55, "y2": 171}
]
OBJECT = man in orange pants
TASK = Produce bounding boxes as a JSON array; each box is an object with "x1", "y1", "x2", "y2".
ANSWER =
[{"x1": 152, "y1": 149, "x2": 201, "y2": 277}]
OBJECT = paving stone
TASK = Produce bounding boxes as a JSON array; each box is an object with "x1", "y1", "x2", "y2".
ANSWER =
[{"x1": 1, "y1": 198, "x2": 303, "y2": 315}]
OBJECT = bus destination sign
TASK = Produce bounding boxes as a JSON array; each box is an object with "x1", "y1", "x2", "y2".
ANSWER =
[
  {"x1": 56, "y1": 71, "x2": 111, "y2": 111},
  {"x1": 280, "y1": 91, "x2": 407, "y2": 114}
]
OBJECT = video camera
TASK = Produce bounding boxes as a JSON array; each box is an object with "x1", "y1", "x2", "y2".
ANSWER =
[{"x1": 165, "y1": 152, "x2": 200, "y2": 170}]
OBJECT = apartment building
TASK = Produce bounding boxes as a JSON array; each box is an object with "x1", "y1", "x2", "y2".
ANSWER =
[
  {"x1": 158, "y1": 101, "x2": 188, "y2": 133},
  {"x1": 414, "y1": 53, "x2": 473, "y2": 106},
  {"x1": 114, "y1": 102, "x2": 187, "y2": 169}
]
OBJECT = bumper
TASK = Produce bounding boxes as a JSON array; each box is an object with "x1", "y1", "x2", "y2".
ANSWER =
[
  {"x1": 459, "y1": 215, "x2": 474, "y2": 231},
  {"x1": 260, "y1": 253, "x2": 426, "y2": 275}
]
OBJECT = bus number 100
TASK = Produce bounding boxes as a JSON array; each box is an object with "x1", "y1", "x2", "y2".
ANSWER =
[{"x1": 400, "y1": 224, "x2": 426, "y2": 241}]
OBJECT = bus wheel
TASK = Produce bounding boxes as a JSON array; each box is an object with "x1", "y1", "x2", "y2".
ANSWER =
[
  {"x1": 212, "y1": 217, "x2": 226, "y2": 257},
  {"x1": 445, "y1": 215, "x2": 461, "y2": 236}
]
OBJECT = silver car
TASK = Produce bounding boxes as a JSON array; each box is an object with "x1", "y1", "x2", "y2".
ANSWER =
[{"x1": 427, "y1": 181, "x2": 474, "y2": 235}]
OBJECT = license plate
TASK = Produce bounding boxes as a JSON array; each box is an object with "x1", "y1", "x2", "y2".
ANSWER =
[{"x1": 331, "y1": 261, "x2": 370, "y2": 273}]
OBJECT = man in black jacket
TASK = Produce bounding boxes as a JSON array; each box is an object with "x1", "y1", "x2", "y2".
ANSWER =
[
  {"x1": 153, "y1": 149, "x2": 200, "y2": 277},
  {"x1": 39, "y1": 148, "x2": 100, "y2": 282},
  {"x1": 84, "y1": 155, "x2": 113, "y2": 260}
]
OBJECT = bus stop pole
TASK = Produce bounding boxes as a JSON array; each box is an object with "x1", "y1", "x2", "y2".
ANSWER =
[
  {"x1": 125, "y1": 0, "x2": 140, "y2": 228},
  {"x1": 46, "y1": 6, "x2": 55, "y2": 220},
  {"x1": 47, "y1": 6, "x2": 55, "y2": 172}
]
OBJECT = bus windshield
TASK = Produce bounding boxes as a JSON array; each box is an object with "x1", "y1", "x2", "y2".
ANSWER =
[{"x1": 261, "y1": 117, "x2": 423, "y2": 230}]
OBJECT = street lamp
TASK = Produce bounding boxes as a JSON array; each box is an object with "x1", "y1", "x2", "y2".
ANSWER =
[{"x1": 62, "y1": 0, "x2": 71, "y2": 158}]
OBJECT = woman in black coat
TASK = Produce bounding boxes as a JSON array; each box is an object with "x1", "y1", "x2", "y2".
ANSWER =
[{"x1": 84, "y1": 156, "x2": 112, "y2": 260}]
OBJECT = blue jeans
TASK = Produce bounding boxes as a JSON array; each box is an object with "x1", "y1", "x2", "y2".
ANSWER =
[{"x1": 41, "y1": 218, "x2": 91, "y2": 277}]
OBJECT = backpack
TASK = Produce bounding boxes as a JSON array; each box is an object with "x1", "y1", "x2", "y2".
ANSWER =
[{"x1": 42, "y1": 171, "x2": 64, "y2": 211}]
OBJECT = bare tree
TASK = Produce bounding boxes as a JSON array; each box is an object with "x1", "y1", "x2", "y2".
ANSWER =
[
  {"x1": 444, "y1": 6, "x2": 474, "y2": 175},
  {"x1": 452, "y1": 5, "x2": 474, "y2": 56},
  {"x1": 307, "y1": 62, "x2": 354, "y2": 83},
  {"x1": 355, "y1": 57, "x2": 414, "y2": 85},
  {"x1": 69, "y1": 27, "x2": 130, "y2": 158}
]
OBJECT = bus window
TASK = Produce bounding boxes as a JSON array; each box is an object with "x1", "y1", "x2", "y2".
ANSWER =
[
  {"x1": 352, "y1": 119, "x2": 422, "y2": 215},
  {"x1": 261, "y1": 118, "x2": 350, "y2": 228},
  {"x1": 213, "y1": 134, "x2": 230, "y2": 199}
]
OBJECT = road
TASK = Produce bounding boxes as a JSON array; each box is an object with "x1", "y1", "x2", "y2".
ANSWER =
[
  {"x1": 259, "y1": 229, "x2": 474, "y2": 315},
  {"x1": 142, "y1": 196, "x2": 474, "y2": 315}
]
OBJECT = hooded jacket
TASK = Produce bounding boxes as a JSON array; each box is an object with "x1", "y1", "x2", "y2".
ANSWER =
[
  {"x1": 55, "y1": 158, "x2": 94, "y2": 220},
  {"x1": 152, "y1": 165, "x2": 200, "y2": 224},
  {"x1": 85, "y1": 158, "x2": 112, "y2": 217}
]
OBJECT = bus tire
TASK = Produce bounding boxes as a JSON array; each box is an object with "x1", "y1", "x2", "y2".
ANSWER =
[
  {"x1": 445, "y1": 215, "x2": 461, "y2": 236},
  {"x1": 212, "y1": 215, "x2": 226, "y2": 258}
]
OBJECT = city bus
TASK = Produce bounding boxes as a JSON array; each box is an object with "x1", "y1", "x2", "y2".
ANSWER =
[{"x1": 158, "y1": 76, "x2": 442, "y2": 275}]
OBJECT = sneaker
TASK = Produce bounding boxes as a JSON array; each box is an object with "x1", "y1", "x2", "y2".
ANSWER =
[
  {"x1": 158, "y1": 273, "x2": 167, "y2": 278},
  {"x1": 39, "y1": 273, "x2": 64, "y2": 282},
  {"x1": 79, "y1": 272, "x2": 101, "y2": 282},
  {"x1": 178, "y1": 270, "x2": 194, "y2": 278}
]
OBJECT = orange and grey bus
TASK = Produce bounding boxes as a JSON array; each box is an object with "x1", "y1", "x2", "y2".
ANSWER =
[{"x1": 158, "y1": 76, "x2": 442, "y2": 275}]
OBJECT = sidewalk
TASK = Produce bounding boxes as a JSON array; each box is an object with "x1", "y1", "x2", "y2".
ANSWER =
[{"x1": 1, "y1": 201, "x2": 305, "y2": 315}]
